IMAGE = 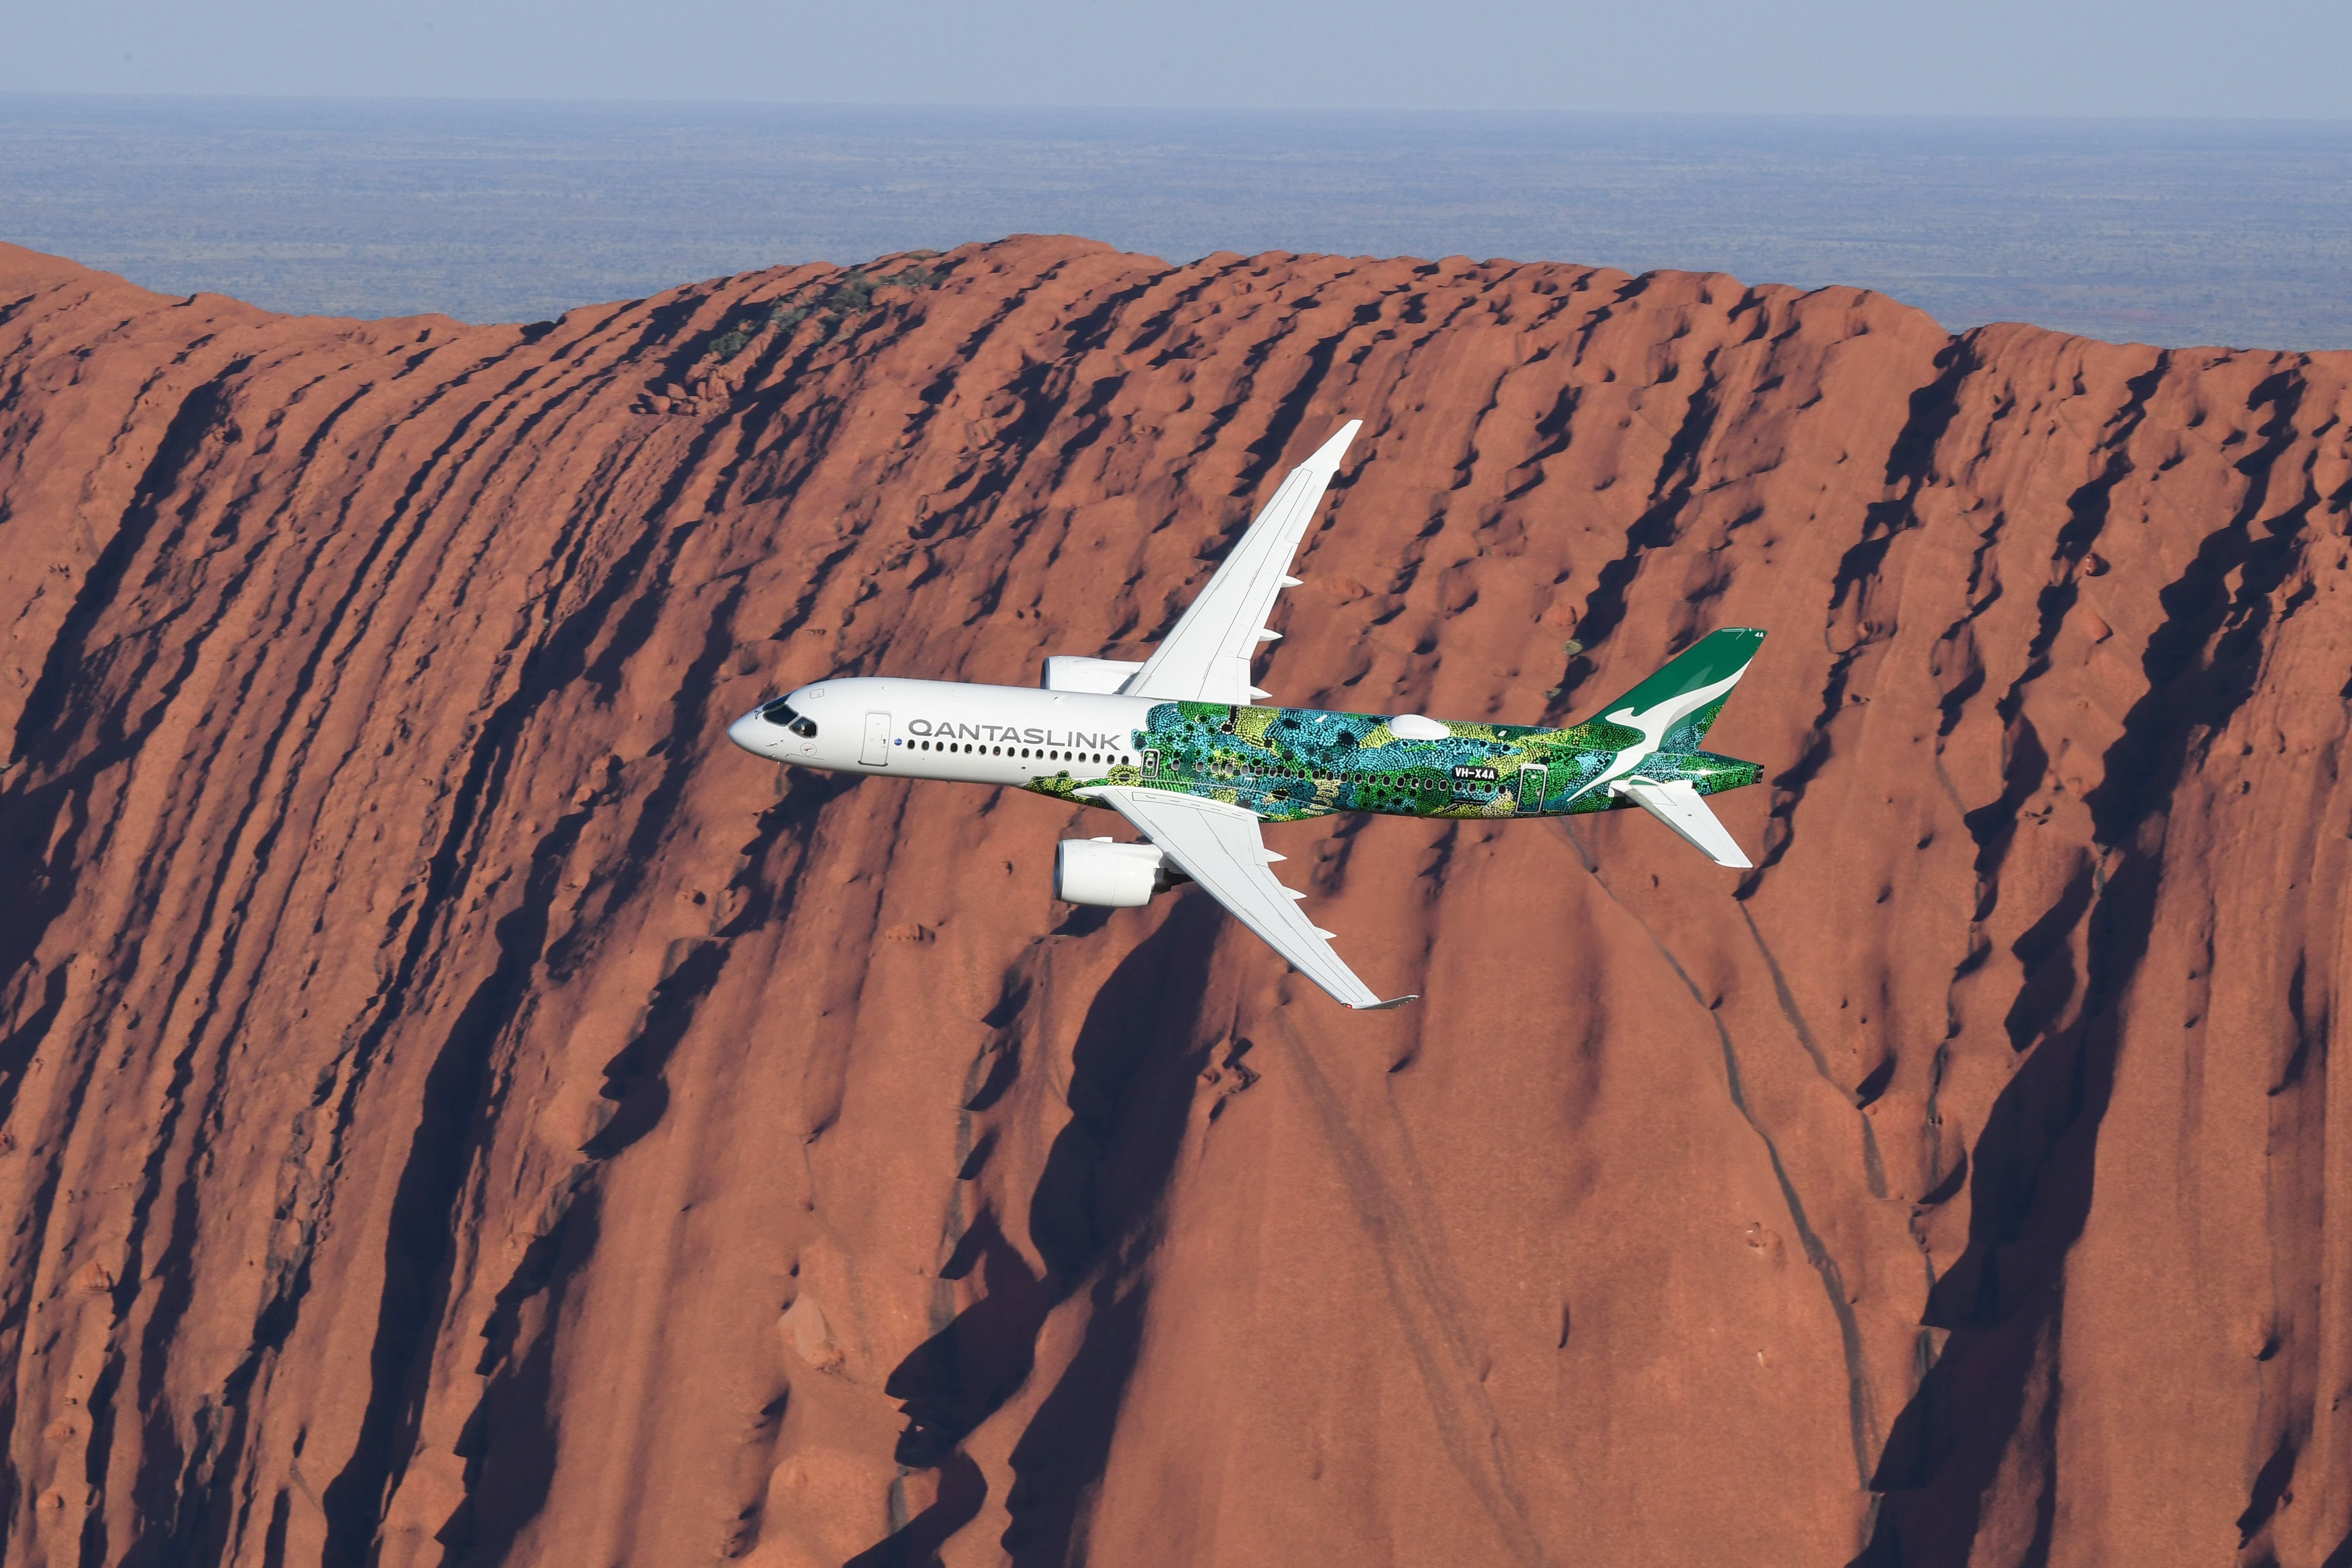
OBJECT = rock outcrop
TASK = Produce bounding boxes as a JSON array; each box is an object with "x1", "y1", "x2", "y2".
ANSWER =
[{"x1": 2, "y1": 235, "x2": 2348, "y2": 1567}]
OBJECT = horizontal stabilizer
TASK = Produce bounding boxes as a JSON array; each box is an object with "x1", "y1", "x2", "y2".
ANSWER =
[{"x1": 1611, "y1": 778, "x2": 1752, "y2": 869}]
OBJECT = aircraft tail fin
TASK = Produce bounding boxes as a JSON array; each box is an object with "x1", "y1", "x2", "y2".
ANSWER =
[{"x1": 1580, "y1": 628, "x2": 1766, "y2": 752}]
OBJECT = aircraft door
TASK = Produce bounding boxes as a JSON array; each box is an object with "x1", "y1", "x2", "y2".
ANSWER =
[
  {"x1": 861, "y1": 711, "x2": 892, "y2": 765},
  {"x1": 1517, "y1": 763, "x2": 1549, "y2": 811}
]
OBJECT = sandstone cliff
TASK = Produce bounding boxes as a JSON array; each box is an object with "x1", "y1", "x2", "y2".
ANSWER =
[{"x1": 1, "y1": 235, "x2": 2348, "y2": 1566}]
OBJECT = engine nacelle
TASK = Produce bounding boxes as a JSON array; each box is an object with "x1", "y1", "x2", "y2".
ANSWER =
[{"x1": 1053, "y1": 837, "x2": 1184, "y2": 907}]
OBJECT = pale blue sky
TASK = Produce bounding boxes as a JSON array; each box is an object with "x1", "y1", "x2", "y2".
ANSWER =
[{"x1": 6, "y1": 0, "x2": 2347, "y2": 117}]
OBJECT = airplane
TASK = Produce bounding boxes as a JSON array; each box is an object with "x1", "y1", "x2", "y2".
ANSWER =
[{"x1": 728, "y1": 421, "x2": 1765, "y2": 1009}]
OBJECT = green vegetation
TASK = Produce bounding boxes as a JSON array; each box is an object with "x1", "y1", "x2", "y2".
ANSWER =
[{"x1": 699, "y1": 253, "x2": 946, "y2": 364}]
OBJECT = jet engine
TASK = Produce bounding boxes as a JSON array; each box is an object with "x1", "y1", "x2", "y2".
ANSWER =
[{"x1": 1053, "y1": 838, "x2": 1188, "y2": 907}]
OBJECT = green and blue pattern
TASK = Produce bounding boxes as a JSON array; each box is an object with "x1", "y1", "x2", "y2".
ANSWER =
[
  {"x1": 1027, "y1": 699, "x2": 1759, "y2": 821},
  {"x1": 1027, "y1": 628, "x2": 1766, "y2": 821}
]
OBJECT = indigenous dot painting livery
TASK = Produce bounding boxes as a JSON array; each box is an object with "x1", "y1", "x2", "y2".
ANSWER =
[{"x1": 1023, "y1": 690, "x2": 1763, "y2": 823}]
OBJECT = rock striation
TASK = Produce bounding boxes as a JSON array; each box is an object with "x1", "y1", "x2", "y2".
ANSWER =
[{"x1": 1, "y1": 234, "x2": 2349, "y2": 1567}]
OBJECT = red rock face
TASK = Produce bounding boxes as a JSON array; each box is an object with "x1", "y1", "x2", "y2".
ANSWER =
[{"x1": 2, "y1": 234, "x2": 2348, "y2": 1567}]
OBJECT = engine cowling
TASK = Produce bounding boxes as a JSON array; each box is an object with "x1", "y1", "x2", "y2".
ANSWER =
[{"x1": 1053, "y1": 837, "x2": 1184, "y2": 907}]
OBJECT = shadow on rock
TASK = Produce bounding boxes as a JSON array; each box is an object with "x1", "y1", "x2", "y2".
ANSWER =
[
  {"x1": 843, "y1": 1451, "x2": 990, "y2": 1568},
  {"x1": 1000, "y1": 1270, "x2": 1148, "y2": 1568},
  {"x1": 1853, "y1": 1005, "x2": 2114, "y2": 1565},
  {"x1": 433, "y1": 1185, "x2": 603, "y2": 1565},
  {"x1": 1858, "y1": 413, "x2": 2316, "y2": 1561},
  {"x1": 859, "y1": 890, "x2": 1223, "y2": 1564}
]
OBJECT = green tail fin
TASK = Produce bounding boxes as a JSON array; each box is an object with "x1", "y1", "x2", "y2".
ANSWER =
[{"x1": 1579, "y1": 628, "x2": 1766, "y2": 752}]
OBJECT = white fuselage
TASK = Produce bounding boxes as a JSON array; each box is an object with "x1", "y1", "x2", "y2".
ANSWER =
[{"x1": 726, "y1": 677, "x2": 1153, "y2": 785}]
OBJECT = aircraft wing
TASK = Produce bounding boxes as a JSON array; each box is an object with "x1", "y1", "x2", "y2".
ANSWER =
[
  {"x1": 1085, "y1": 785, "x2": 1416, "y2": 1011},
  {"x1": 1120, "y1": 421, "x2": 1361, "y2": 705},
  {"x1": 1610, "y1": 778, "x2": 1753, "y2": 869}
]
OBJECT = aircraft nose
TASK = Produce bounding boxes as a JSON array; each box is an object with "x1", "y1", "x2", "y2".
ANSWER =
[{"x1": 727, "y1": 711, "x2": 770, "y2": 756}]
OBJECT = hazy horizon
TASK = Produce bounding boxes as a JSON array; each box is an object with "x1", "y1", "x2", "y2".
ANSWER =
[
  {"x1": 13, "y1": 89, "x2": 2352, "y2": 121},
  {"x1": 8, "y1": 94, "x2": 2351, "y2": 351}
]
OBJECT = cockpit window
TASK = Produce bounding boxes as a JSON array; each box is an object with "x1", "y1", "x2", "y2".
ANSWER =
[{"x1": 760, "y1": 698, "x2": 818, "y2": 738}]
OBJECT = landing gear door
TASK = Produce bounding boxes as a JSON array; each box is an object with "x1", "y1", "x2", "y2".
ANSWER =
[
  {"x1": 861, "y1": 711, "x2": 892, "y2": 766},
  {"x1": 1517, "y1": 763, "x2": 1549, "y2": 811}
]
